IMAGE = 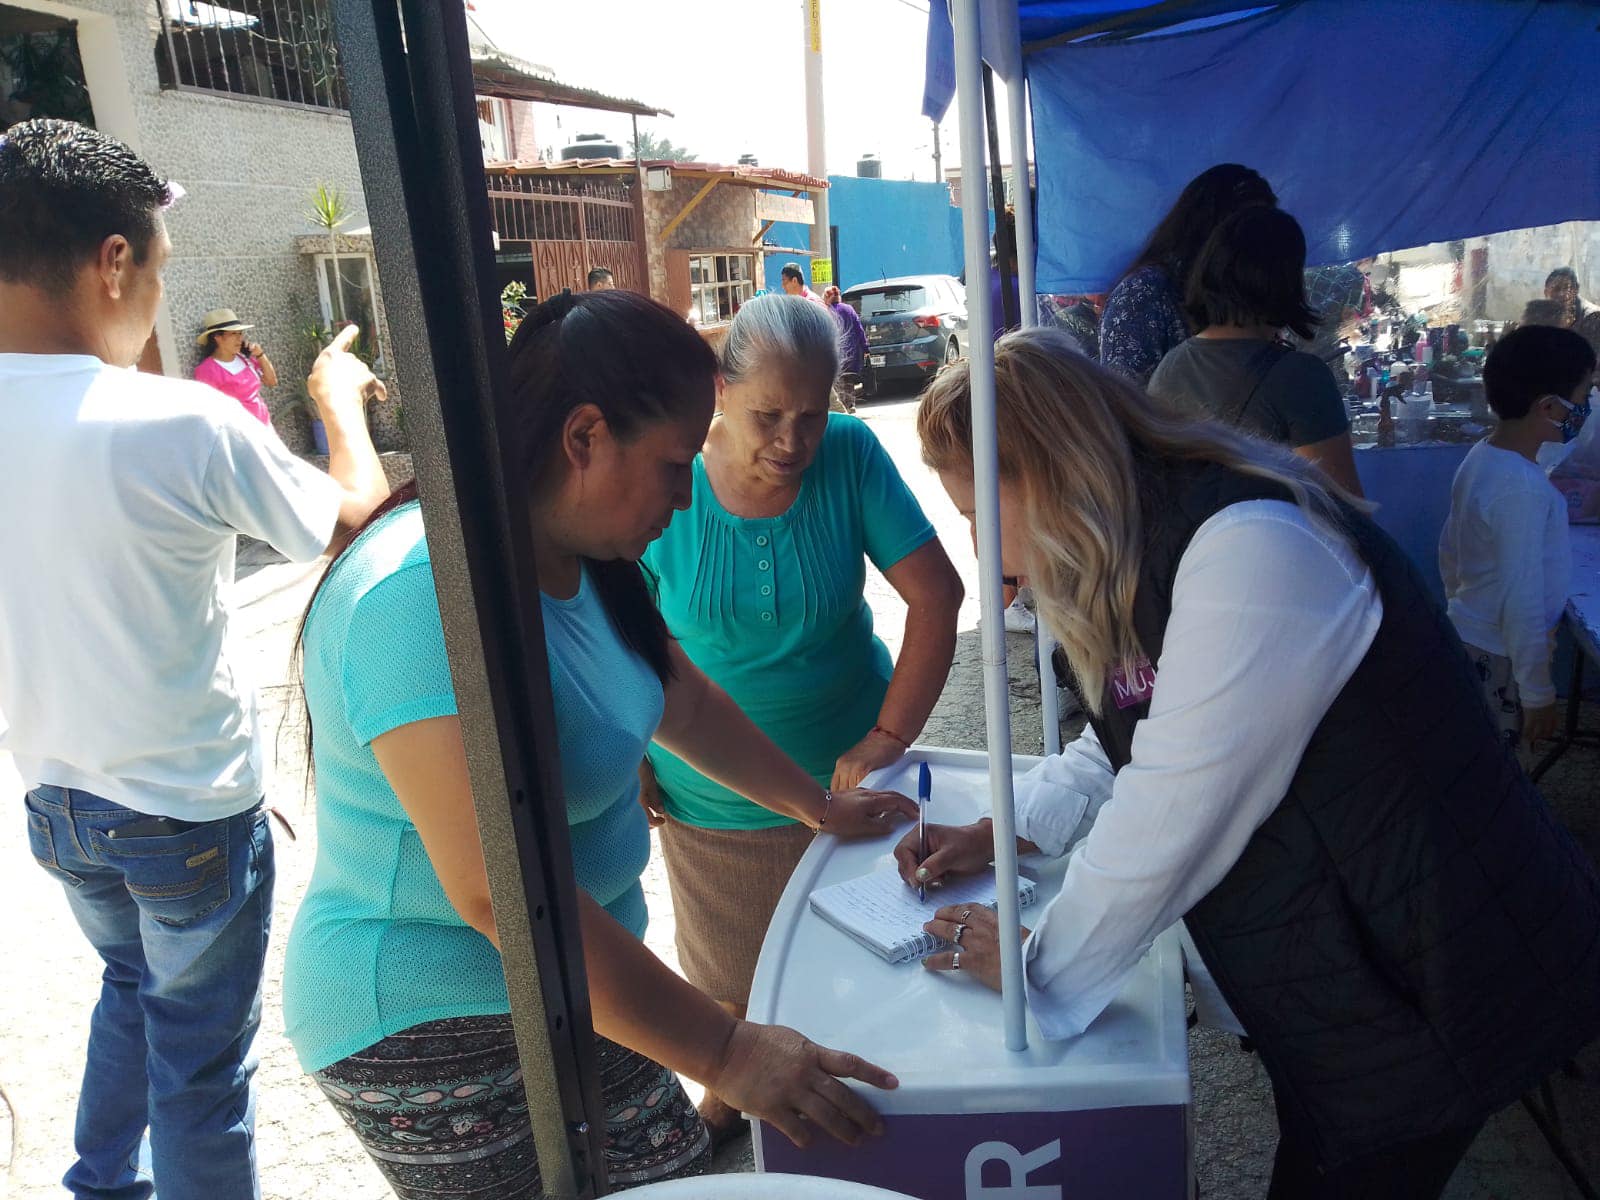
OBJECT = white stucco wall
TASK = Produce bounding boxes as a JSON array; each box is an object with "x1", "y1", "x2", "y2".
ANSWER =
[
  {"x1": 14, "y1": 0, "x2": 391, "y2": 449},
  {"x1": 1475, "y1": 222, "x2": 1600, "y2": 321}
]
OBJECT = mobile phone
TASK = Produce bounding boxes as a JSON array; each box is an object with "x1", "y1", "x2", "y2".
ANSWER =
[{"x1": 108, "y1": 814, "x2": 205, "y2": 839}]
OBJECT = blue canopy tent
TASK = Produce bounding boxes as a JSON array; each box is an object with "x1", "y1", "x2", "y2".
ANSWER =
[
  {"x1": 928, "y1": 1, "x2": 1600, "y2": 292},
  {"x1": 925, "y1": 0, "x2": 1600, "y2": 687}
]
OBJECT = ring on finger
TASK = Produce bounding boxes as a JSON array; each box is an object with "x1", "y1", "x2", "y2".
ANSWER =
[
  {"x1": 959, "y1": 907, "x2": 973, "y2": 922},
  {"x1": 952, "y1": 951, "x2": 962, "y2": 971},
  {"x1": 952, "y1": 922, "x2": 967, "y2": 946}
]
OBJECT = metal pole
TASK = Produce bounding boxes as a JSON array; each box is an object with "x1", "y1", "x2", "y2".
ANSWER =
[
  {"x1": 1001, "y1": 64, "x2": 1059, "y2": 752},
  {"x1": 931, "y1": 119, "x2": 943, "y2": 186},
  {"x1": 1007, "y1": 79, "x2": 1036, "y2": 330},
  {"x1": 952, "y1": 0, "x2": 1028, "y2": 1052},
  {"x1": 982, "y1": 66, "x2": 1019, "y2": 333},
  {"x1": 802, "y1": 0, "x2": 831, "y2": 280},
  {"x1": 331, "y1": 0, "x2": 608, "y2": 1193}
]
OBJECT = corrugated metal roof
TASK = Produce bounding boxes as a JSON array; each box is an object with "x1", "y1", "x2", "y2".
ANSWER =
[
  {"x1": 465, "y1": 11, "x2": 671, "y2": 117},
  {"x1": 484, "y1": 158, "x2": 829, "y2": 191}
]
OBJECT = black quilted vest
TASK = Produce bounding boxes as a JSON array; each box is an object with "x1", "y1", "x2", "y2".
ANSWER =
[{"x1": 1075, "y1": 457, "x2": 1600, "y2": 1168}]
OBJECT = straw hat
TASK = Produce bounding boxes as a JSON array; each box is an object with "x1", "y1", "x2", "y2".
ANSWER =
[{"x1": 195, "y1": 307, "x2": 253, "y2": 346}]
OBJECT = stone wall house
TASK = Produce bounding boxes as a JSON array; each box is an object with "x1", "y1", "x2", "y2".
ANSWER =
[
  {"x1": 0, "y1": 1, "x2": 639, "y2": 456},
  {"x1": 1, "y1": 0, "x2": 375, "y2": 450},
  {"x1": 486, "y1": 159, "x2": 828, "y2": 353}
]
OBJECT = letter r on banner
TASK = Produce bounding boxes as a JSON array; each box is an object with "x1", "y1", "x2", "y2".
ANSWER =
[{"x1": 963, "y1": 1138, "x2": 1064, "y2": 1199}]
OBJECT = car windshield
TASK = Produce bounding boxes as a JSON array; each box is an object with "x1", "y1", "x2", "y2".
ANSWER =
[{"x1": 852, "y1": 286, "x2": 929, "y2": 316}]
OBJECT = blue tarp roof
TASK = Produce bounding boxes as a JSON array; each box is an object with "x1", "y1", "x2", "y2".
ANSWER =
[{"x1": 926, "y1": 0, "x2": 1600, "y2": 293}]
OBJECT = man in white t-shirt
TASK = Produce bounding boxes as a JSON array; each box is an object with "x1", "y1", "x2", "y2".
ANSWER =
[{"x1": 0, "y1": 119, "x2": 391, "y2": 1199}]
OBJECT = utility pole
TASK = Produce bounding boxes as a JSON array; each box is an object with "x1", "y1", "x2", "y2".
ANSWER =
[
  {"x1": 802, "y1": 0, "x2": 831, "y2": 287},
  {"x1": 931, "y1": 119, "x2": 943, "y2": 186}
]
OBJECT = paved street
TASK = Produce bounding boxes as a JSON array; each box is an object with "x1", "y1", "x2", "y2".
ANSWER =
[{"x1": 2, "y1": 393, "x2": 1597, "y2": 1198}]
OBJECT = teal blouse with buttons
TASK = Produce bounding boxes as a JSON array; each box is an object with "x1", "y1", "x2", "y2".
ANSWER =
[{"x1": 642, "y1": 414, "x2": 936, "y2": 830}]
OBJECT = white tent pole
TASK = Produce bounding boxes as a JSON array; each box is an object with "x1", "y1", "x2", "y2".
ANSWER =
[
  {"x1": 1007, "y1": 76, "x2": 1036, "y2": 329},
  {"x1": 952, "y1": 0, "x2": 1027, "y2": 1052},
  {"x1": 1002, "y1": 68, "x2": 1062, "y2": 756}
]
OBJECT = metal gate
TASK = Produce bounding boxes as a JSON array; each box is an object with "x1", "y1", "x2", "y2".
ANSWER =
[{"x1": 486, "y1": 173, "x2": 648, "y2": 298}]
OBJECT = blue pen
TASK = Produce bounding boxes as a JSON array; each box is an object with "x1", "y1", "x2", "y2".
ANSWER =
[{"x1": 917, "y1": 761, "x2": 932, "y2": 902}]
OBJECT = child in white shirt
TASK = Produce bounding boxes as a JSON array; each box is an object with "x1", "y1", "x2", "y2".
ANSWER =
[{"x1": 1440, "y1": 325, "x2": 1597, "y2": 747}]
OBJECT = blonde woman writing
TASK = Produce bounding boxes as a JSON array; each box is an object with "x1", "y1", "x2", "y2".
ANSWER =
[{"x1": 897, "y1": 330, "x2": 1600, "y2": 1199}]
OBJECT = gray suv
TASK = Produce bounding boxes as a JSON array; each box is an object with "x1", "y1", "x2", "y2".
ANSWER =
[{"x1": 844, "y1": 275, "x2": 968, "y2": 395}]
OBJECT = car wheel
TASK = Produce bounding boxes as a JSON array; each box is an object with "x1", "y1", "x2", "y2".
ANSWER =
[{"x1": 946, "y1": 337, "x2": 960, "y2": 364}]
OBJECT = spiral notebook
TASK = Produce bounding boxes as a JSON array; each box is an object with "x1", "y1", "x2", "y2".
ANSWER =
[{"x1": 808, "y1": 866, "x2": 1038, "y2": 964}]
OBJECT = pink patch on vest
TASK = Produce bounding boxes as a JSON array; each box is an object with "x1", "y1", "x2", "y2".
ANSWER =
[{"x1": 1110, "y1": 658, "x2": 1156, "y2": 709}]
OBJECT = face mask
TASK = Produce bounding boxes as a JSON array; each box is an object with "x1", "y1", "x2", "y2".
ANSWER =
[{"x1": 1546, "y1": 394, "x2": 1591, "y2": 444}]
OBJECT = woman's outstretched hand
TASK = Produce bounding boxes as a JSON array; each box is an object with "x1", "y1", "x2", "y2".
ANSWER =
[
  {"x1": 892, "y1": 818, "x2": 995, "y2": 888},
  {"x1": 709, "y1": 1021, "x2": 898, "y2": 1148},
  {"x1": 832, "y1": 729, "x2": 908, "y2": 792},
  {"x1": 820, "y1": 787, "x2": 920, "y2": 839}
]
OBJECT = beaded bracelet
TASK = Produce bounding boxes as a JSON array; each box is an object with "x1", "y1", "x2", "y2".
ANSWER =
[
  {"x1": 815, "y1": 788, "x2": 834, "y2": 830},
  {"x1": 870, "y1": 723, "x2": 910, "y2": 750}
]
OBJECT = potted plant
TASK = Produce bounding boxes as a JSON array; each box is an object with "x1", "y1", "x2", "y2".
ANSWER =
[
  {"x1": 284, "y1": 296, "x2": 394, "y2": 454},
  {"x1": 307, "y1": 182, "x2": 352, "y2": 324}
]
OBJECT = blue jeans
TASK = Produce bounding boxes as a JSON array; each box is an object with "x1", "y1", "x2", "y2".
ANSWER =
[{"x1": 24, "y1": 786, "x2": 274, "y2": 1200}]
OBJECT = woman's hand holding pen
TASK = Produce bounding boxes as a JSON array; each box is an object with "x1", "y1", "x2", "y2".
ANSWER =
[
  {"x1": 893, "y1": 819, "x2": 997, "y2": 888},
  {"x1": 919, "y1": 905, "x2": 1030, "y2": 993}
]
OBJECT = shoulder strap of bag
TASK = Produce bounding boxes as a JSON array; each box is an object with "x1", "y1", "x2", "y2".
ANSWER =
[{"x1": 1222, "y1": 340, "x2": 1294, "y2": 428}]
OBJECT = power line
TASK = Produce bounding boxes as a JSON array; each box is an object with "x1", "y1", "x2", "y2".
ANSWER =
[{"x1": 886, "y1": 0, "x2": 931, "y2": 14}]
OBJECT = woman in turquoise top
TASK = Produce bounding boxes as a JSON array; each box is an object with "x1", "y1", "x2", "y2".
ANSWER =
[
  {"x1": 283, "y1": 291, "x2": 914, "y2": 1198},
  {"x1": 640, "y1": 294, "x2": 962, "y2": 1137}
]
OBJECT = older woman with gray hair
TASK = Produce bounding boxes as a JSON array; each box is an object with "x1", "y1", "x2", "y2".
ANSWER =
[{"x1": 640, "y1": 293, "x2": 962, "y2": 1138}]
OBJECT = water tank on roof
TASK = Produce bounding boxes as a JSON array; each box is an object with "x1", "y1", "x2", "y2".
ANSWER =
[
  {"x1": 561, "y1": 133, "x2": 623, "y2": 161},
  {"x1": 856, "y1": 153, "x2": 882, "y2": 179}
]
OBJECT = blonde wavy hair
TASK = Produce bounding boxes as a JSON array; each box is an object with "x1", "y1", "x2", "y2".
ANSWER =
[{"x1": 919, "y1": 328, "x2": 1362, "y2": 715}]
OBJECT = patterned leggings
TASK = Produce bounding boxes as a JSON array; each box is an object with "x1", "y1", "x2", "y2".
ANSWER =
[{"x1": 313, "y1": 1015, "x2": 711, "y2": 1198}]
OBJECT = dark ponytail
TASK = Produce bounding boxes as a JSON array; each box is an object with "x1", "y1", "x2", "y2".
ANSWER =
[
  {"x1": 293, "y1": 289, "x2": 714, "y2": 775},
  {"x1": 506, "y1": 288, "x2": 717, "y2": 682}
]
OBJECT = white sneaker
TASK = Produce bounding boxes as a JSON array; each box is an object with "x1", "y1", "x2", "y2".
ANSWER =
[{"x1": 1003, "y1": 596, "x2": 1036, "y2": 633}]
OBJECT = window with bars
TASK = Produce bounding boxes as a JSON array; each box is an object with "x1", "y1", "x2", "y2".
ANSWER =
[
  {"x1": 690, "y1": 253, "x2": 755, "y2": 328},
  {"x1": 313, "y1": 254, "x2": 384, "y2": 371},
  {"x1": 154, "y1": 0, "x2": 348, "y2": 112}
]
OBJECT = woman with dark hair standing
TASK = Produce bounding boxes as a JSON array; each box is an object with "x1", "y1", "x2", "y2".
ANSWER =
[
  {"x1": 282, "y1": 290, "x2": 909, "y2": 1198},
  {"x1": 898, "y1": 331, "x2": 1600, "y2": 1199},
  {"x1": 1149, "y1": 205, "x2": 1364, "y2": 495},
  {"x1": 1098, "y1": 163, "x2": 1276, "y2": 384}
]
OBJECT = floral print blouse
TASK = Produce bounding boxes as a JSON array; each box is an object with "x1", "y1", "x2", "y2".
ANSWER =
[{"x1": 1098, "y1": 264, "x2": 1192, "y2": 385}]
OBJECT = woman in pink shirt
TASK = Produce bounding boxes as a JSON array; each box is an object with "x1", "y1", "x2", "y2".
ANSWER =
[{"x1": 193, "y1": 308, "x2": 278, "y2": 424}]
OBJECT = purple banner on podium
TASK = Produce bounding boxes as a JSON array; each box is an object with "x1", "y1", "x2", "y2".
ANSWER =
[{"x1": 758, "y1": 1103, "x2": 1189, "y2": 1199}]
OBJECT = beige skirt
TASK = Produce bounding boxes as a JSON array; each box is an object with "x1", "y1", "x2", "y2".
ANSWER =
[{"x1": 659, "y1": 816, "x2": 816, "y2": 1007}]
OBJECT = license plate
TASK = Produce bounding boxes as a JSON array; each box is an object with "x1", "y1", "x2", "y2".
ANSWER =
[{"x1": 869, "y1": 354, "x2": 886, "y2": 367}]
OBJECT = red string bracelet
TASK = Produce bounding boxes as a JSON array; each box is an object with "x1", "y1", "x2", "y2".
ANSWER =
[{"x1": 871, "y1": 724, "x2": 910, "y2": 750}]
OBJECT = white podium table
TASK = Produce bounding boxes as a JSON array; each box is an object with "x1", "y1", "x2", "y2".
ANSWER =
[{"x1": 749, "y1": 747, "x2": 1192, "y2": 1199}]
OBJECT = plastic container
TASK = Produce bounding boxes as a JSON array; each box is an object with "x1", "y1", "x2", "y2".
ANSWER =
[
  {"x1": 749, "y1": 747, "x2": 1192, "y2": 1199},
  {"x1": 1416, "y1": 337, "x2": 1433, "y2": 367}
]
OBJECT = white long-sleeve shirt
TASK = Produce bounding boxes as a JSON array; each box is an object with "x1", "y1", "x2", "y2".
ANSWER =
[
  {"x1": 1010, "y1": 500, "x2": 1383, "y2": 1040},
  {"x1": 1439, "y1": 440, "x2": 1570, "y2": 708}
]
